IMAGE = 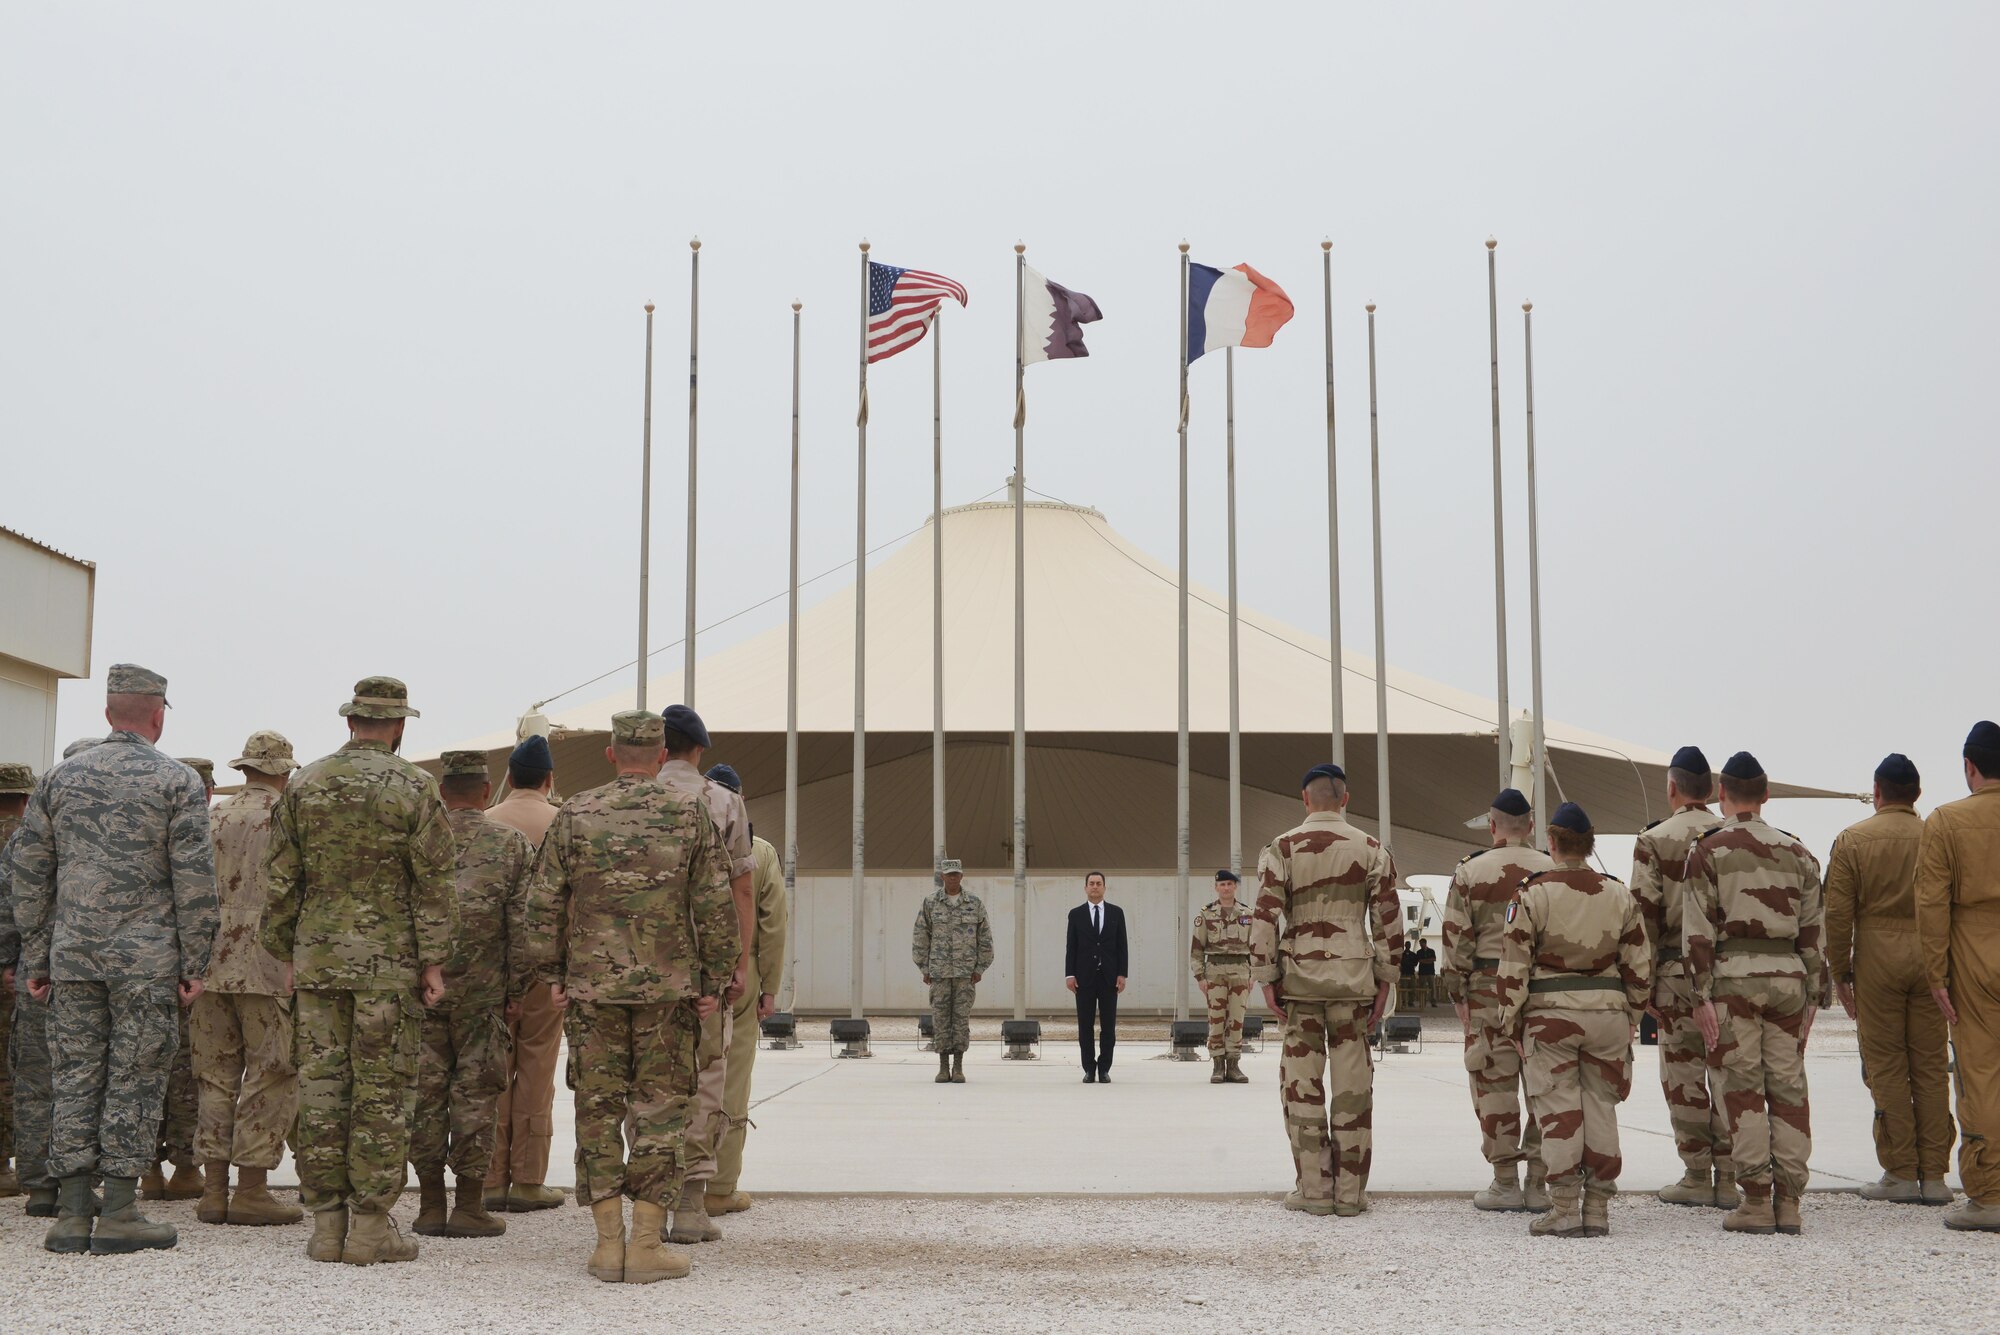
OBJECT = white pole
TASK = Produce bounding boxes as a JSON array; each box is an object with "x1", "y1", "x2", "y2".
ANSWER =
[
  {"x1": 1523, "y1": 300, "x2": 1548, "y2": 845},
  {"x1": 1226, "y1": 346, "x2": 1241, "y2": 876},
  {"x1": 1322, "y1": 238, "x2": 1344, "y2": 768},
  {"x1": 1012, "y1": 243, "x2": 1029, "y2": 1023},
  {"x1": 1175, "y1": 241, "x2": 1191, "y2": 1024},
  {"x1": 1367, "y1": 303, "x2": 1392, "y2": 861},
  {"x1": 933, "y1": 307, "x2": 947, "y2": 885},
  {"x1": 684, "y1": 238, "x2": 701, "y2": 707},
  {"x1": 1486, "y1": 238, "x2": 1510, "y2": 790},
  {"x1": 782, "y1": 299, "x2": 801, "y2": 1014},
  {"x1": 637, "y1": 302, "x2": 654, "y2": 713},
  {"x1": 852, "y1": 240, "x2": 869, "y2": 1022}
]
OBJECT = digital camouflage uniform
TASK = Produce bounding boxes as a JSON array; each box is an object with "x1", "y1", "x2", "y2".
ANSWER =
[
  {"x1": 1441, "y1": 840, "x2": 1553, "y2": 1173},
  {"x1": 411, "y1": 805, "x2": 531, "y2": 1183},
  {"x1": 3, "y1": 765, "x2": 53, "y2": 1198},
  {"x1": 519, "y1": 747, "x2": 738, "y2": 1208},
  {"x1": 1685, "y1": 813, "x2": 1825, "y2": 1205},
  {"x1": 0, "y1": 766, "x2": 33, "y2": 1189},
  {"x1": 151, "y1": 758, "x2": 216, "y2": 1176},
  {"x1": 912, "y1": 884, "x2": 994, "y2": 1055},
  {"x1": 1191, "y1": 896, "x2": 1255, "y2": 1058},
  {"x1": 261, "y1": 726, "x2": 457, "y2": 1217},
  {"x1": 1630, "y1": 803, "x2": 1729, "y2": 1178},
  {"x1": 1250, "y1": 810, "x2": 1403, "y2": 1212},
  {"x1": 713, "y1": 833, "x2": 789, "y2": 1199}
]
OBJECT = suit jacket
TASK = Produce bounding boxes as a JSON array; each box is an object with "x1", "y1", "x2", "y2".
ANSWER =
[{"x1": 1066, "y1": 901, "x2": 1128, "y2": 984}]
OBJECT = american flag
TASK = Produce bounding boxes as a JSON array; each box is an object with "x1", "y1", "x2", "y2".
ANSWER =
[{"x1": 867, "y1": 261, "x2": 968, "y2": 363}]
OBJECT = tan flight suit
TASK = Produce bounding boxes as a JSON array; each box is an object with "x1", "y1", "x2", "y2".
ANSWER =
[
  {"x1": 710, "y1": 835, "x2": 788, "y2": 1199},
  {"x1": 1914, "y1": 785, "x2": 2000, "y2": 1205},
  {"x1": 484, "y1": 787, "x2": 560, "y2": 1192},
  {"x1": 1826, "y1": 803, "x2": 1953, "y2": 1183}
]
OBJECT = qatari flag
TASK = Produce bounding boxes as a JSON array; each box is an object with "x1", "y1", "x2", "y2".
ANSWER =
[{"x1": 1021, "y1": 264, "x2": 1104, "y2": 365}]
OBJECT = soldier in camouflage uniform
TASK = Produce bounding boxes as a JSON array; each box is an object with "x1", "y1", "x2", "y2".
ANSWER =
[
  {"x1": 1190, "y1": 869, "x2": 1254, "y2": 1083},
  {"x1": 0, "y1": 761, "x2": 37, "y2": 1200},
  {"x1": 143, "y1": 756, "x2": 217, "y2": 1203},
  {"x1": 1630, "y1": 745, "x2": 1734, "y2": 1207},
  {"x1": 1440, "y1": 787, "x2": 1553, "y2": 1212},
  {"x1": 1250, "y1": 763, "x2": 1404, "y2": 1218},
  {"x1": 411, "y1": 750, "x2": 531, "y2": 1241},
  {"x1": 1494, "y1": 803, "x2": 1651, "y2": 1237},
  {"x1": 516, "y1": 710, "x2": 739, "y2": 1284},
  {"x1": 912, "y1": 858, "x2": 994, "y2": 1084},
  {"x1": 12, "y1": 664, "x2": 217, "y2": 1255},
  {"x1": 1685, "y1": 751, "x2": 1825, "y2": 1236},
  {"x1": 190, "y1": 731, "x2": 303, "y2": 1227},
  {"x1": 262, "y1": 676, "x2": 457, "y2": 1266}
]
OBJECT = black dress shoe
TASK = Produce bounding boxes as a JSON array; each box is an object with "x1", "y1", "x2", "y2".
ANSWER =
[
  {"x1": 1098, "y1": 1071, "x2": 1112, "y2": 1084},
  {"x1": 1082, "y1": 1071, "x2": 1096, "y2": 1083}
]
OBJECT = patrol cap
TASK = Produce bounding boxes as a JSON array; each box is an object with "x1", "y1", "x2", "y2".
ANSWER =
[
  {"x1": 1669, "y1": 745, "x2": 1710, "y2": 774},
  {"x1": 339, "y1": 675, "x2": 420, "y2": 719},
  {"x1": 510, "y1": 734, "x2": 554, "y2": 775},
  {"x1": 0, "y1": 762, "x2": 35, "y2": 794},
  {"x1": 63, "y1": 737, "x2": 101, "y2": 760},
  {"x1": 1549, "y1": 801, "x2": 1593, "y2": 834},
  {"x1": 230, "y1": 730, "x2": 298, "y2": 775},
  {"x1": 611, "y1": 710, "x2": 665, "y2": 746},
  {"x1": 939, "y1": 858, "x2": 964, "y2": 875},
  {"x1": 661, "y1": 703, "x2": 710, "y2": 749},
  {"x1": 1721, "y1": 751, "x2": 1765, "y2": 781},
  {"x1": 1301, "y1": 763, "x2": 1345, "y2": 788},
  {"x1": 1874, "y1": 753, "x2": 1919, "y2": 788},
  {"x1": 1964, "y1": 721, "x2": 2000, "y2": 760},
  {"x1": 705, "y1": 763, "x2": 743, "y2": 794},
  {"x1": 179, "y1": 758, "x2": 216, "y2": 789},
  {"x1": 441, "y1": 750, "x2": 490, "y2": 779},
  {"x1": 1214, "y1": 869, "x2": 1240, "y2": 884},
  {"x1": 1490, "y1": 788, "x2": 1531, "y2": 818},
  {"x1": 107, "y1": 662, "x2": 170, "y2": 706}
]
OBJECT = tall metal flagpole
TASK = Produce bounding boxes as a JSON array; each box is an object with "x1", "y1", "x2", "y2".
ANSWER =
[
  {"x1": 1367, "y1": 304, "x2": 1393, "y2": 862},
  {"x1": 781, "y1": 298, "x2": 802, "y2": 1015},
  {"x1": 933, "y1": 307, "x2": 947, "y2": 886},
  {"x1": 637, "y1": 301, "x2": 655, "y2": 712},
  {"x1": 1012, "y1": 242, "x2": 1029, "y2": 1023},
  {"x1": 852, "y1": 240, "x2": 870, "y2": 1024},
  {"x1": 1522, "y1": 301, "x2": 1548, "y2": 846},
  {"x1": 1322, "y1": 239, "x2": 1344, "y2": 767},
  {"x1": 1175, "y1": 240, "x2": 1191, "y2": 1024},
  {"x1": 684, "y1": 238, "x2": 701, "y2": 706},
  {"x1": 1226, "y1": 347, "x2": 1241, "y2": 875},
  {"x1": 1486, "y1": 238, "x2": 1510, "y2": 790}
]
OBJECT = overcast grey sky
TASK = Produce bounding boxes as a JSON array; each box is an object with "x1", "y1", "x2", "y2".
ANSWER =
[{"x1": 6, "y1": 3, "x2": 1995, "y2": 862}]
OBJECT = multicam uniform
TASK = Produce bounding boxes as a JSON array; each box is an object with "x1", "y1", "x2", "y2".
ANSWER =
[
  {"x1": 912, "y1": 887, "x2": 994, "y2": 1055},
  {"x1": 1191, "y1": 897, "x2": 1255, "y2": 1059}
]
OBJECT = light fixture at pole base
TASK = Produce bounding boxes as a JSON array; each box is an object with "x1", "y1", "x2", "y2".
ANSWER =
[
  {"x1": 1169, "y1": 1020, "x2": 1209, "y2": 1060},
  {"x1": 829, "y1": 1016, "x2": 872, "y2": 1059},
  {"x1": 1000, "y1": 1018, "x2": 1042, "y2": 1061},
  {"x1": 759, "y1": 1012, "x2": 801, "y2": 1050}
]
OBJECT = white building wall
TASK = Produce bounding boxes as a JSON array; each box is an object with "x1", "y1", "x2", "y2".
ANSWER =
[
  {"x1": 0, "y1": 654, "x2": 61, "y2": 771},
  {"x1": 0, "y1": 528, "x2": 94, "y2": 772}
]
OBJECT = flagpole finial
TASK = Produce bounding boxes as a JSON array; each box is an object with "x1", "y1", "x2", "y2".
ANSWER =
[
  {"x1": 860, "y1": 238, "x2": 871, "y2": 253},
  {"x1": 1365, "y1": 303, "x2": 1377, "y2": 314},
  {"x1": 792, "y1": 300, "x2": 802, "y2": 313},
  {"x1": 645, "y1": 302, "x2": 655, "y2": 314},
  {"x1": 1178, "y1": 239, "x2": 1189, "y2": 254},
  {"x1": 1014, "y1": 240, "x2": 1025, "y2": 254},
  {"x1": 1321, "y1": 237, "x2": 1332, "y2": 252},
  {"x1": 1522, "y1": 300, "x2": 1532, "y2": 313},
  {"x1": 1485, "y1": 236, "x2": 1498, "y2": 250},
  {"x1": 690, "y1": 236, "x2": 701, "y2": 251}
]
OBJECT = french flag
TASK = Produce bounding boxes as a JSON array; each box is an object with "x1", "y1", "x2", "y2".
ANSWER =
[{"x1": 1187, "y1": 261, "x2": 1295, "y2": 363}]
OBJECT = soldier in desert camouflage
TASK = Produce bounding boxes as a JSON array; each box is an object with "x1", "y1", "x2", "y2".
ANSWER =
[{"x1": 1191, "y1": 869, "x2": 1254, "y2": 1084}]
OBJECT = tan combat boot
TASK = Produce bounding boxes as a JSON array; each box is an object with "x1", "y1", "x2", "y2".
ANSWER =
[
  {"x1": 163, "y1": 1160, "x2": 206, "y2": 1200},
  {"x1": 1774, "y1": 1190, "x2": 1802, "y2": 1235},
  {"x1": 625, "y1": 1201, "x2": 692, "y2": 1282},
  {"x1": 342, "y1": 1206, "x2": 419, "y2": 1264},
  {"x1": 227, "y1": 1166, "x2": 303, "y2": 1226},
  {"x1": 0, "y1": 1163, "x2": 21, "y2": 1197},
  {"x1": 1528, "y1": 1181, "x2": 1585, "y2": 1237},
  {"x1": 1714, "y1": 1169, "x2": 1741, "y2": 1209},
  {"x1": 705, "y1": 1190, "x2": 752, "y2": 1215},
  {"x1": 197, "y1": 1161, "x2": 230, "y2": 1224},
  {"x1": 935, "y1": 1052, "x2": 952, "y2": 1083},
  {"x1": 1920, "y1": 1179, "x2": 1954, "y2": 1205},
  {"x1": 1581, "y1": 1185, "x2": 1612, "y2": 1237},
  {"x1": 1858, "y1": 1173, "x2": 1922, "y2": 1203},
  {"x1": 668, "y1": 1181, "x2": 720, "y2": 1243},
  {"x1": 1281, "y1": 1190, "x2": 1335, "y2": 1216},
  {"x1": 1657, "y1": 1166, "x2": 1714, "y2": 1206},
  {"x1": 412, "y1": 1173, "x2": 450, "y2": 1237},
  {"x1": 445, "y1": 1178, "x2": 507, "y2": 1238},
  {"x1": 950, "y1": 1052, "x2": 966, "y2": 1084},
  {"x1": 587, "y1": 1196, "x2": 626, "y2": 1282},
  {"x1": 1723, "y1": 1187, "x2": 1776, "y2": 1234},
  {"x1": 1942, "y1": 1197, "x2": 2000, "y2": 1232},
  {"x1": 307, "y1": 1206, "x2": 349, "y2": 1262},
  {"x1": 505, "y1": 1183, "x2": 565, "y2": 1211},
  {"x1": 140, "y1": 1163, "x2": 168, "y2": 1200},
  {"x1": 1524, "y1": 1162, "x2": 1551, "y2": 1213},
  {"x1": 483, "y1": 1182, "x2": 511, "y2": 1212},
  {"x1": 1210, "y1": 1057, "x2": 1226, "y2": 1084},
  {"x1": 1224, "y1": 1056, "x2": 1249, "y2": 1084},
  {"x1": 1473, "y1": 1163, "x2": 1526, "y2": 1212},
  {"x1": 90, "y1": 1177, "x2": 179, "y2": 1254}
]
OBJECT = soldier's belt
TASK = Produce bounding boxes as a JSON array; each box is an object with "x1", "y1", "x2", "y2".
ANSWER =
[
  {"x1": 1718, "y1": 939, "x2": 1797, "y2": 956},
  {"x1": 1654, "y1": 947, "x2": 1682, "y2": 962},
  {"x1": 1205, "y1": 953, "x2": 1251, "y2": 962},
  {"x1": 1527, "y1": 976, "x2": 1626, "y2": 994},
  {"x1": 1473, "y1": 956, "x2": 1500, "y2": 970}
]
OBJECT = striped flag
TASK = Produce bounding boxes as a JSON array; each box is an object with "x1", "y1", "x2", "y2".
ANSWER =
[{"x1": 867, "y1": 261, "x2": 968, "y2": 363}]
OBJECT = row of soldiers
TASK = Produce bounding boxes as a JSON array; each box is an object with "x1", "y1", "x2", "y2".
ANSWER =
[{"x1": 0, "y1": 667, "x2": 787, "y2": 1283}]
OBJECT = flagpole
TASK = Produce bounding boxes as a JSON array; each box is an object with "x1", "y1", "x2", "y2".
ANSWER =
[
  {"x1": 684, "y1": 237, "x2": 701, "y2": 707},
  {"x1": 1226, "y1": 346, "x2": 1241, "y2": 876},
  {"x1": 1175, "y1": 240, "x2": 1191, "y2": 1025},
  {"x1": 1322, "y1": 238, "x2": 1344, "y2": 767},
  {"x1": 1367, "y1": 303, "x2": 1392, "y2": 864},
  {"x1": 637, "y1": 301, "x2": 655, "y2": 713},
  {"x1": 852, "y1": 239, "x2": 870, "y2": 1025},
  {"x1": 1522, "y1": 300, "x2": 1548, "y2": 846},
  {"x1": 1486, "y1": 237, "x2": 1510, "y2": 790},
  {"x1": 1012, "y1": 241, "x2": 1029, "y2": 1024},
  {"x1": 782, "y1": 298, "x2": 802, "y2": 1016},
  {"x1": 933, "y1": 305, "x2": 947, "y2": 888}
]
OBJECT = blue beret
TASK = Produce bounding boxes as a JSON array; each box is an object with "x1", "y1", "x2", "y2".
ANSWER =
[
  {"x1": 705, "y1": 763, "x2": 743, "y2": 794},
  {"x1": 1214, "y1": 869, "x2": 1240, "y2": 883},
  {"x1": 1965, "y1": 721, "x2": 2000, "y2": 756},
  {"x1": 1670, "y1": 745, "x2": 1710, "y2": 774},
  {"x1": 1874, "y1": 753, "x2": 1919, "y2": 787},
  {"x1": 509, "y1": 735, "x2": 553, "y2": 773},
  {"x1": 661, "y1": 704, "x2": 710, "y2": 749},
  {"x1": 1721, "y1": 751, "x2": 1765, "y2": 781},
  {"x1": 1302, "y1": 763, "x2": 1345, "y2": 788},
  {"x1": 1491, "y1": 788, "x2": 1530, "y2": 817},
  {"x1": 1549, "y1": 801, "x2": 1592, "y2": 834}
]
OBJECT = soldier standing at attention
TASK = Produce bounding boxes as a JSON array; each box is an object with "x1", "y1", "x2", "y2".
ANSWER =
[
  {"x1": 143, "y1": 756, "x2": 216, "y2": 1203},
  {"x1": 1914, "y1": 720, "x2": 2000, "y2": 1232},
  {"x1": 704, "y1": 764, "x2": 789, "y2": 1216},
  {"x1": 1826, "y1": 753, "x2": 1954, "y2": 1205},
  {"x1": 1630, "y1": 746, "x2": 1733, "y2": 1208},
  {"x1": 481, "y1": 733, "x2": 565, "y2": 1215},
  {"x1": 0, "y1": 761, "x2": 37, "y2": 1201},
  {"x1": 1685, "y1": 751, "x2": 1824, "y2": 1236},
  {"x1": 411, "y1": 750, "x2": 532, "y2": 1240},
  {"x1": 261, "y1": 676, "x2": 456, "y2": 1265},
  {"x1": 7, "y1": 757, "x2": 78, "y2": 1219},
  {"x1": 1494, "y1": 803, "x2": 1651, "y2": 1237},
  {"x1": 912, "y1": 858, "x2": 993, "y2": 1085},
  {"x1": 1440, "y1": 787, "x2": 1554, "y2": 1213},
  {"x1": 190, "y1": 731, "x2": 304, "y2": 1227},
  {"x1": 12, "y1": 664, "x2": 217, "y2": 1255},
  {"x1": 1250, "y1": 764, "x2": 1404, "y2": 1218},
  {"x1": 517, "y1": 710, "x2": 739, "y2": 1284},
  {"x1": 1191, "y1": 869, "x2": 1254, "y2": 1084}
]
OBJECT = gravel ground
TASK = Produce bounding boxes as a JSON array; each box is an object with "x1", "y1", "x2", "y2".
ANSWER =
[{"x1": 2, "y1": 1190, "x2": 1989, "y2": 1334}]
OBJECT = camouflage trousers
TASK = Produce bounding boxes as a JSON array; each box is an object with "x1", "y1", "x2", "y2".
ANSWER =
[
  {"x1": 1521, "y1": 1008, "x2": 1633, "y2": 1189},
  {"x1": 1279, "y1": 999, "x2": 1374, "y2": 1208},
  {"x1": 1202, "y1": 970, "x2": 1250, "y2": 1057},
  {"x1": 713, "y1": 984, "x2": 763, "y2": 1196},
  {"x1": 928, "y1": 976, "x2": 975, "y2": 1056},
  {"x1": 9, "y1": 985, "x2": 53, "y2": 1189},
  {"x1": 567, "y1": 999, "x2": 698, "y2": 1207},
  {"x1": 683, "y1": 1003, "x2": 733, "y2": 1185},
  {"x1": 154, "y1": 1001, "x2": 198, "y2": 1167},
  {"x1": 49, "y1": 979, "x2": 179, "y2": 1181},
  {"x1": 1711, "y1": 976, "x2": 1811, "y2": 1197},
  {"x1": 293, "y1": 988, "x2": 419, "y2": 1213},
  {"x1": 0, "y1": 985, "x2": 12, "y2": 1164},
  {"x1": 411, "y1": 1005, "x2": 509, "y2": 1181},
  {"x1": 1463, "y1": 970, "x2": 1542, "y2": 1169},
  {"x1": 190, "y1": 990, "x2": 297, "y2": 1169},
  {"x1": 1655, "y1": 967, "x2": 1731, "y2": 1173}
]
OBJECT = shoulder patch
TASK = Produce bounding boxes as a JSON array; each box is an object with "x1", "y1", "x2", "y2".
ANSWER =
[{"x1": 1505, "y1": 901, "x2": 1518, "y2": 923}]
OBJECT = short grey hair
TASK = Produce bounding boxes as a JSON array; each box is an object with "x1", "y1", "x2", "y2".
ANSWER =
[
  {"x1": 1304, "y1": 774, "x2": 1348, "y2": 804},
  {"x1": 1668, "y1": 766, "x2": 1714, "y2": 802}
]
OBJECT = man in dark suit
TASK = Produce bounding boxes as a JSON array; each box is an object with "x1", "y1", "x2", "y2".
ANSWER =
[{"x1": 1065, "y1": 872, "x2": 1127, "y2": 1083}]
